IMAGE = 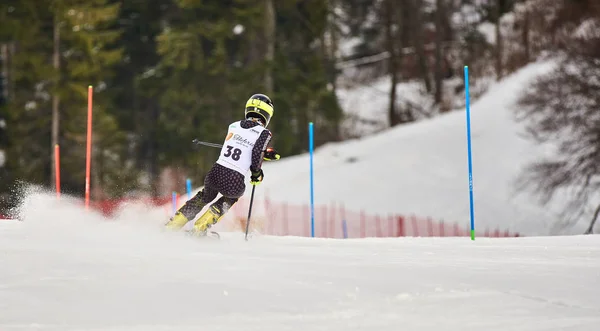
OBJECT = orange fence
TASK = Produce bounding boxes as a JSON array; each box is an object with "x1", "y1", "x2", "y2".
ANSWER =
[
  {"x1": 262, "y1": 199, "x2": 520, "y2": 238},
  {"x1": 90, "y1": 197, "x2": 172, "y2": 218},
  {"x1": 90, "y1": 195, "x2": 520, "y2": 238}
]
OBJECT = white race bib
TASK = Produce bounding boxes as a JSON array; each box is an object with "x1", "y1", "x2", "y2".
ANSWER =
[{"x1": 216, "y1": 121, "x2": 265, "y2": 175}]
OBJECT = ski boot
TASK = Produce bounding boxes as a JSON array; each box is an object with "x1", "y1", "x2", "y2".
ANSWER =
[
  {"x1": 191, "y1": 205, "x2": 222, "y2": 235},
  {"x1": 182, "y1": 206, "x2": 222, "y2": 240},
  {"x1": 165, "y1": 211, "x2": 190, "y2": 230},
  {"x1": 189, "y1": 196, "x2": 237, "y2": 237},
  {"x1": 165, "y1": 190, "x2": 207, "y2": 230}
]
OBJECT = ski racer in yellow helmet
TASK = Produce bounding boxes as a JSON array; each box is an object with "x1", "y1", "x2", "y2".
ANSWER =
[{"x1": 164, "y1": 93, "x2": 280, "y2": 237}]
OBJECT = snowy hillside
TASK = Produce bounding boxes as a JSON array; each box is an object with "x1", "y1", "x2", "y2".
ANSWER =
[
  {"x1": 1, "y1": 197, "x2": 599, "y2": 331},
  {"x1": 255, "y1": 60, "x2": 590, "y2": 236}
]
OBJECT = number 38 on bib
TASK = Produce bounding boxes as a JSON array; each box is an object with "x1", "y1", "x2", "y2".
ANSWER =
[{"x1": 215, "y1": 121, "x2": 267, "y2": 175}]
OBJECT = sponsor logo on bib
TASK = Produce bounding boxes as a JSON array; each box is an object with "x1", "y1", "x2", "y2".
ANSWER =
[{"x1": 232, "y1": 134, "x2": 255, "y2": 147}]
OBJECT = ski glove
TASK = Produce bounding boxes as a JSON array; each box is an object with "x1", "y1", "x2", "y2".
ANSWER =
[
  {"x1": 250, "y1": 168, "x2": 264, "y2": 186},
  {"x1": 263, "y1": 147, "x2": 280, "y2": 161}
]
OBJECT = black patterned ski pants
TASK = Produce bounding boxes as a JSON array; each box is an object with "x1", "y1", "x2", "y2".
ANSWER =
[{"x1": 178, "y1": 163, "x2": 245, "y2": 220}]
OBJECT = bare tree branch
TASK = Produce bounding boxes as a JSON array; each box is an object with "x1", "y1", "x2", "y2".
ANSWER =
[
  {"x1": 514, "y1": 1, "x2": 600, "y2": 233},
  {"x1": 584, "y1": 202, "x2": 600, "y2": 234}
]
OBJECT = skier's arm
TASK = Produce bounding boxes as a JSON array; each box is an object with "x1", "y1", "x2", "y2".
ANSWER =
[{"x1": 250, "y1": 130, "x2": 272, "y2": 173}]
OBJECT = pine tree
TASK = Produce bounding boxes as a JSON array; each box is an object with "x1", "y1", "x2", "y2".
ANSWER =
[
  {"x1": 271, "y1": 0, "x2": 342, "y2": 153},
  {"x1": 109, "y1": 0, "x2": 172, "y2": 196},
  {"x1": 148, "y1": 0, "x2": 343, "y2": 188},
  {"x1": 155, "y1": 0, "x2": 272, "y2": 183},
  {"x1": 0, "y1": 0, "x2": 55, "y2": 192},
  {"x1": 1, "y1": 0, "x2": 129, "y2": 200},
  {"x1": 53, "y1": 0, "x2": 130, "y2": 198}
]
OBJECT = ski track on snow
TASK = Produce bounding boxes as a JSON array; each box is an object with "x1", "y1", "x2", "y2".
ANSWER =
[{"x1": 1, "y1": 195, "x2": 599, "y2": 331}]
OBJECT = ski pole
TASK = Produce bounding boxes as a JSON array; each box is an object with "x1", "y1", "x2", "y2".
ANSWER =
[
  {"x1": 192, "y1": 139, "x2": 223, "y2": 148},
  {"x1": 245, "y1": 185, "x2": 256, "y2": 241},
  {"x1": 193, "y1": 139, "x2": 279, "y2": 161}
]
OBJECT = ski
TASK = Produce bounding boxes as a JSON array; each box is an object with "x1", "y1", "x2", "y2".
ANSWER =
[{"x1": 184, "y1": 229, "x2": 221, "y2": 240}]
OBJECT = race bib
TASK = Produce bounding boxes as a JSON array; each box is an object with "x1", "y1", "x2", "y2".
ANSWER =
[{"x1": 216, "y1": 121, "x2": 265, "y2": 175}]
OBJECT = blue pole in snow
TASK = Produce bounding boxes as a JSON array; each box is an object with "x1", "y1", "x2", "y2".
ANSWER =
[
  {"x1": 172, "y1": 191, "x2": 177, "y2": 215},
  {"x1": 464, "y1": 66, "x2": 475, "y2": 241},
  {"x1": 186, "y1": 178, "x2": 192, "y2": 199},
  {"x1": 342, "y1": 220, "x2": 348, "y2": 239},
  {"x1": 309, "y1": 122, "x2": 315, "y2": 238}
]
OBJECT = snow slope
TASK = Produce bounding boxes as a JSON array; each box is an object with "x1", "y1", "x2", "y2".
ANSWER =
[
  {"x1": 1, "y1": 195, "x2": 599, "y2": 331},
  {"x1": 336, "y1": 78, "x2": 436, "y2": 138},
  {"x1": 256, "y1": 61, "x2": 586, "y2": 236}
]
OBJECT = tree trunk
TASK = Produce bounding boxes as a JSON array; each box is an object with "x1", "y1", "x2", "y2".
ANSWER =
[
  {"x1": 522, "y1": 7, "x2": 530, "y2": 63},
  {"x1": 263, "y1": 0, "x2": 276, "y2": 138},
  {"x1": 92, "y1": 143, "x2": 103, "y2": 200},
  {"x1": 9, "y1": 43, "x2": 14, "y2": 100},
  {"x1": 384, "y1": 0, "x2": 400, "y2": 127},
  {"x1": 329, "y1": 0, "x2": 339, "y2": 83},
  {"x1": 264, "y1": 0, "x2": 275, "y2": 96},
  {"x1": 328, "y1": 0, "x2": 341, "y2": 139},
  {"x1": 412, "y1": 0, "x2": 432, "y2": 93},
  {"x1": 584, "y1": 202, "x2": 600, "y2": 234},
  {"x1": 495, "y1": 0, "x2": 503, "y2": 80},
  {"x1": 397, "y1": 0, "x2": 414, "y2": 123},
  {"x1": 51, "y1": 14, "x2": 60, "y2": 188},
  {"x1": 434, "y1": 0, "x2": 444, "y2": 106},
  {"x1": 399, "y1": 0, "x2": 411, "y2": 49},
  {"x1": 0, "y1": 44, "x2": 7, "y2": 102},
  {"x1": 149, "y1": 101, "x2": 160, "y2": 197}
]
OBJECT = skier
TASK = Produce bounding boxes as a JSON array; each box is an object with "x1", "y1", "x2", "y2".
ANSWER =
[{"x1": 164, "y1": 93, "x2": 280, "y2": 236}]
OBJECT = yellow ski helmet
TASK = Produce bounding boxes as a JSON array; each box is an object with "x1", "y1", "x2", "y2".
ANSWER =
[{"x1": 245, "y1": 93, "x2": 274, "y2": 127}]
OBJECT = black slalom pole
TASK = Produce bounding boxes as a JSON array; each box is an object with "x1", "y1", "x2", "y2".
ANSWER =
[{"x1": 244, "y1": 185, "x2": 256, "y2": 241}]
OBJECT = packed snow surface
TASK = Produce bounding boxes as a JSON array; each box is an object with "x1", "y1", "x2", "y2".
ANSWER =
[{"x1": 1, "y1": 194, "x2": 599, "y2": 331}]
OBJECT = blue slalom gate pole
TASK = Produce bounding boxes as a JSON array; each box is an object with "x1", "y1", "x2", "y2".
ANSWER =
[
  {"x1": 309, "y1": 122, "x2": 315, "y2": 238},
  {"x1": 342, "y1": 220, "x2": 348, "y2": 239},
  {"x1": 172, "y1": 191, "x2": 177, "y2": 214},
  {"x1": 186, "y1": 178, "x2": 192, "y2": 199},
  {"x1": 464, "y1": 66, "x2": 476, "y2": 241}
]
